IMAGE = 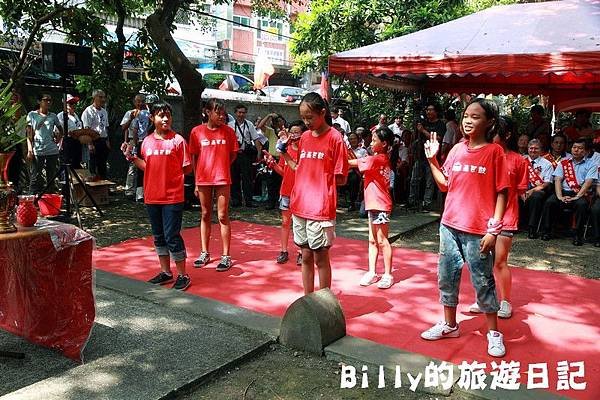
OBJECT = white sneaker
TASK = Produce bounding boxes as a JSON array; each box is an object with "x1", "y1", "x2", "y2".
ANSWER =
[
  {"x1": 469, "y1": 302, "x2": 482, "y2": 313},
  {"x1": 497, "y1": 300, "x2": 512, "y2": 319},
  {"x1": 359, "y1": 271, "x2": 379, "y2": 286},
  {"x1": 487, "y1": 330, "x2": 506, "y2": 357},
  {"x1": 421, "y1": 321, "x2": 460, "y2": 341},
  {"x1": 377, "y1": 274, "x2": 394, "y2": 289}
]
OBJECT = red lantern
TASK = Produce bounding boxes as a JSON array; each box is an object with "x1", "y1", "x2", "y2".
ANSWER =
[{"x1": 16, "y1": 195, "x2": 38, "y2": 227}]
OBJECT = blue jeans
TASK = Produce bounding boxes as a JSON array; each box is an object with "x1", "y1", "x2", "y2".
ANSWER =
[
  {"x1": 145, "y1": 203, "x2": 186, "y2": 262},
  {"x1": 438, "y1": 224, "x2": 499, "y2": 313}
]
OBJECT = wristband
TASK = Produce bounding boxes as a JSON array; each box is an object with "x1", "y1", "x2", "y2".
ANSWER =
[
  {"x1": 275, "y1": 139, "x2": 288, "y2": 154},
  {"x1": 486, "y1": 218, "x2": 503, "y2": 236}
]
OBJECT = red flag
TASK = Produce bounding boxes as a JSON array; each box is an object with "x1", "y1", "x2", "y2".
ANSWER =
[{"x1": 320, "y1": 71, "x2": 330, "y2": 101}]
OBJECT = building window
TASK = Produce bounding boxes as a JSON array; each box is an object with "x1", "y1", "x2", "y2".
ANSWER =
[
  {"x1": 233, "y1": 16, "x2": 251, "y2": 28},
  {"x1": 257, "y1": 19, "x2": 283, "y2": 41}
]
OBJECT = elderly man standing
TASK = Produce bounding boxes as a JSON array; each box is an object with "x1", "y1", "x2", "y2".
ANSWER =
[
  {"x1": 332, "y1": 107, "x2": 351, "y2": 135},
  {"x1": 82, "y1": 89, "x2": 110, "y2": 179},
  {"x1": 228, "y1": 103, "x2": 262, "y2": 208}
]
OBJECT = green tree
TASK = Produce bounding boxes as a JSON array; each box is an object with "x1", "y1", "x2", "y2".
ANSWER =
[
  {"x1": 0, "y1": 0, "x2": 145, "y2": 131},
  {"x1": 1, "y1": 0, "x2": 290, "y2": 138},
  {"x1": 290, "y1": 0, "x2": 519, "y2": 126},
  {"x1": 143, "y1": 0, "x2": 290, "y2": 137}
]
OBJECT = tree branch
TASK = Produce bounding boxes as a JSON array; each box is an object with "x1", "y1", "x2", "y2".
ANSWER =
[{"x1": 10, "y1": 5, "x2": 70, "y2": 83}]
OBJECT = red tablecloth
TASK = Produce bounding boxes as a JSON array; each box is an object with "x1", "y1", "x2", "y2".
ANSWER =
[{"x1": 0, "y1": 220, "x2": 95, "y2": 362}]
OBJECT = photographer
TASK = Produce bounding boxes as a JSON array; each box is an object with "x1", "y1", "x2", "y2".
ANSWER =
[
  {"x1": 408, "y1": 102, "x2": 446, "y2": 211},
  {"x1": 228, "y1": 103, "x2": 263, "y2": 207}
]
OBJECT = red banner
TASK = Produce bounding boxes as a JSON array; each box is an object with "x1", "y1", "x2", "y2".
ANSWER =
[
  {"x1": 527, "y1": 162, "x2": 544, "y2": 187},
  {"x1": 542, "y1": 152, "x2": 559, "y2": 169},
  {"x1": 561, "y1": 158, "x2": 581, "y2": 193}
]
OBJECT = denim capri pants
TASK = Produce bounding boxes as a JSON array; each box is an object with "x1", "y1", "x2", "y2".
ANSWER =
[
  {"x1": 438, "y1": 224, "x2": 499, "y2": 313},
  {"x1": 145, "y1": 203, "x2": 187, "y2": 262}
]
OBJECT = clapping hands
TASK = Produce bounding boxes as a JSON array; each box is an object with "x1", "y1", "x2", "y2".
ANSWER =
[{"x1": 424, "y1": 132, "x2": 440, "y2": 159}]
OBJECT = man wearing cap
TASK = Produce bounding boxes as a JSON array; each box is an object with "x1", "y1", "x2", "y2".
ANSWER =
[
  {"x1": 57, "y1": 94, "x2": 83, "y2": 169},
  {"x1": 81, "y1": 89, "x2": 110, "y2": 179}
]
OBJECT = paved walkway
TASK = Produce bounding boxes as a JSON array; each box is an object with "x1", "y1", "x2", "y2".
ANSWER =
[{"x1": 0, "y1": 277, "x2": 273, "y2": 400}]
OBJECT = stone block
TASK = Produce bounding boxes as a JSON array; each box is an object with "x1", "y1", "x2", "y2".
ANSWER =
[{"x1": 279, "y1": 288, "x2": 346, "y2": 355}]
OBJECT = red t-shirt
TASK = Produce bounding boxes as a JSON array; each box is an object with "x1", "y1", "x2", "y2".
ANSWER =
[
  {"x1": 290, "y1": 127, "x2": 349, "y2": 220},
  {"x1": 358, "y1": 153, "x2": 393, "y2": 212},
  {"x1": 140, "y1": 131, "x2": 191, "y2": 205},
  {"x1": 441, "y1": 142, "x2": 509, "y2": 235},
  {"x1": 189, "y1": 124, "x2": 239, "y2": 186},
  {"x1": 279, "y1": 145, "x2": 298, "y2": 197},
  {"x1": 503, "y1": 151, "x2": 529, "y2": 231}
]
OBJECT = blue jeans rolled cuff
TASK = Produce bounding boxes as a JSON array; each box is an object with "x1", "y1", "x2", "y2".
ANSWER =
[
  {"x1": 146, "y1": 203, "x2": 186, "y2": 262},
  {"x1": 438, "y1": 224, "x2": 499, "y2": 313}
]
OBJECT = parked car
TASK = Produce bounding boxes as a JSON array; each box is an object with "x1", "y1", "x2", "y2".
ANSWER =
[
  {"x1": 166, "y1": 69, "x2": 268, "y2": 103},
  {"x1": 262, "y1": 85, "x2": 307, "y2": 103}
]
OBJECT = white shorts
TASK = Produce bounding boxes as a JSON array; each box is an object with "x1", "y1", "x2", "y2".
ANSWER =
[{"x1": 292, "y1": 215, "x2": 336, "y2": 250}]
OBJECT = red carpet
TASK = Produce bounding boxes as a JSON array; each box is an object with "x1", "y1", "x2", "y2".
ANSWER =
[{"x1": 95, "y1": 220, "x2": 600, "y2": 399}]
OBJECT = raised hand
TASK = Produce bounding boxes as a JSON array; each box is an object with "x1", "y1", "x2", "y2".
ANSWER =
[
  {"x1": 424, "y1": 132, "x2": 439, "y2": 159},
  {"x1": 275, "y1": 136, "x2": 289, "y2": 154},
  {"x1": 278, "y1": 128, "x2": 290, "y2": 141}
]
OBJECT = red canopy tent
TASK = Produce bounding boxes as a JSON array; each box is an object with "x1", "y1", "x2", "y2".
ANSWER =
[{"x1": 328, "y1": 0, "x2": 600, "y2": 110}]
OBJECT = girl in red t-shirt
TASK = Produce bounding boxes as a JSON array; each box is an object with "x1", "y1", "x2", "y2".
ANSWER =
[
  {"x1": 279, "y1": 93, "x2": 349, "y2": 295},
  {"x1": 188, "y1": 99, "x2": 239, "y2": 272},
  {"x1": 470, "y1": 116, "x2": 527, "y2": 319},
  {"x1": 124, "y1": 101, "x2": 193, "y2": 291},
  {"x1": 421, "y1": 98, "x2": 509, "y2": 358},
  {"x1": 348, "y1": 126, "x2": 395, "y2": 289},
  {"x1": 263, "y1": 120, "x2": 306, "y2": 266}
]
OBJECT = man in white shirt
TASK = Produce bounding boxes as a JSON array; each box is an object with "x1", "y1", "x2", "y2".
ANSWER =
[
  {"x1": 388, "y1": 115, "x2": 405, "y2": 138},
  {"x1": 81, "y1": 89, "x2": 110, "y2": 179},
  {"x1": 332, "y1": 107, "x2": 351, "y2": 135},
  {"x1": 228, "y1": 103, "x2": 262, "y2": 207},
  {"x1": 522, "y1": 139, "x2": 554, "y2": 238}
]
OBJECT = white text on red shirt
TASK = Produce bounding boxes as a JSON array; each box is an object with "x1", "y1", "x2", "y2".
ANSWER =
[
  {"x1": 146, "y1": 148, "x2": 172, "y2": 156},
  {"x1": 200, "y1": 139, "x2": 228, "y2": 146},
  {"x1": 452, "y1": 162, "x2": 487, "y2": 174},
  {"x1": 300, "y1": 150, "x2": 325, "y2": 160}
]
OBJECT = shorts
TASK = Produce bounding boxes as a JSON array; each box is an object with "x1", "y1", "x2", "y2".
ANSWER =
[
  {"x1": 292, "y1": 215, "x2": 336, "y2": 250},
  {"x1": 368, "y1": 210, "x2": 390, "y2": 225},
  {"x1": 499, "y1": 230, "x2": 514, "y2": 238},
  {"x1": 279, "y1": 195, "x2": 290, "y2": 211}
]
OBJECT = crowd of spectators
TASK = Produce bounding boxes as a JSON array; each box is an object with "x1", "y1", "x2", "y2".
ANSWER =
[
  {"x1": 243, "y1": 103, "x2": 600, "y2": 247},
  {"x1": 12, "y1": 91, "x2": 600, "y2": 247}
]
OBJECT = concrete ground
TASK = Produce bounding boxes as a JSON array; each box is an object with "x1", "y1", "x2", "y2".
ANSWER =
[{"x1": 0, "y1": 275, "x2": 272, "y2": 400}]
